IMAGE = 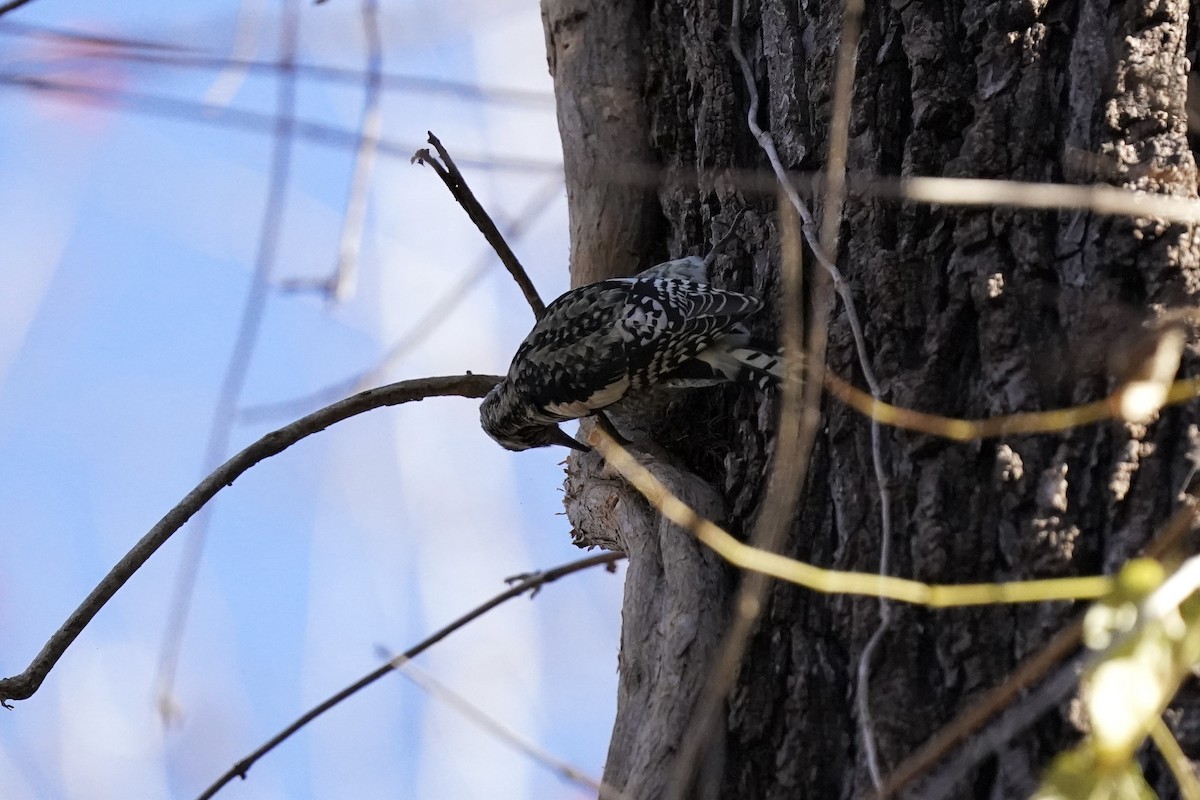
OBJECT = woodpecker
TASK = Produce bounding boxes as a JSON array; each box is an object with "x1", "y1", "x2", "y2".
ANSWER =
[{"x1": 479, "y1": 248, "x2": 783, "y2": 452}]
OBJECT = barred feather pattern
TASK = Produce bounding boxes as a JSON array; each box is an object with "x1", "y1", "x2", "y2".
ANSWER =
[{"x1": 480, "y1": 262, "x2": 782, "y2": 451}]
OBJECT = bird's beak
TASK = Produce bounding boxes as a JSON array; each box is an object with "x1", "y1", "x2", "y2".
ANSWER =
[{"x1": 550, "y1": 427, "x2": 591, "y2": 452}]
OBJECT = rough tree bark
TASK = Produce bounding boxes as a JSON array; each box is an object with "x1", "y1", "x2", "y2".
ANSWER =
[{"x1": 544, "y1": 0, "x2": 1200, "y2": 797}]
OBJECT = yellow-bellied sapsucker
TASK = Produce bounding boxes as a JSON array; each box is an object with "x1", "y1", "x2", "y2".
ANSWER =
[{"x1": 480, "y1": 254, "x2": 782, "y2": 452}]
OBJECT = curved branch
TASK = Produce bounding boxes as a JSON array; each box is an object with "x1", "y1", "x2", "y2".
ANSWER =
[
  {"x1": 0, "y1": 373, "x2": 502, "y2": 706},
  {"x1": 0, "y1": 0, "x2": 37, "y2": 17}
]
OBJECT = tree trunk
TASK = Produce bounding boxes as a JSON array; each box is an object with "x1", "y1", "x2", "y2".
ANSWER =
[{"x1": 543, "y1": 0, "x2": 1200, "y2": 797}]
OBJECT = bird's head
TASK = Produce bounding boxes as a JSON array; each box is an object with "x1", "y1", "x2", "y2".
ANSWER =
[{"x1": 479, "y1": 381, "x2": 589, "y2": 452}]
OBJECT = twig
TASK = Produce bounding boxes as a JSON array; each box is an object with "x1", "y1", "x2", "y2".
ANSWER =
[
  {"x1": 155, "y1": 1, "x2": 300, "y2": 720},
  {"x1": 700, "y1": 208, "x2": 748, "y2": 268},
  {"x1": 0, "y1": 21, "x2": 555, "y2": 108},
  {"x1": 730, "y1": 0, "x2": 891, "y2": 783},
  {"x1": 0, "y1": 18, "x2": 196, "y2": 51},
  {"x1": 919, "y1": 548, "x2": 1200, "y2": 800},
  {"x1": 870, "y1": 618, "x2": 1084, "y2": 799},
  {"x1": 88, "y1": 49, "x2": 557, "y2": 108},
  {"x1": 1150, "y1": 717, "x2": 1200, "y2": 800},
  {"x1": 669, "y1": 196, "x2": 827, "y2": 797},
  {"x1": 551, "y1": 159, "x2": 1200, "y2": 223},
  {"x1": 0, "y1": 0, "x2": 37, "y2": 17},
  {"x1": 898, "y1": 175, "x2": 1200, "y2": 223},
  {"x1": 914, "y1": 657, "x2": 1086, "y2": 800},
  {"x1": 413, "y1": 132, "x2": 547, "y2": 318},
  {"x1": 873, "y1": 499, "x2": 1200, "y2": 799},
  {"x1": 813, "y1": 0, "x2": 895, "y2": 782},
  {"x1": 413, "y1": 135, "x2": 623, "y2": 449},
  {"x1": 392, "y1": 657, "x2": 614, "y2": 796},
  {"x1": 603, "y1": 164, "x2": 1200, "y2": 223},
  {"x1": 675, "y1": 1, "x2": 894, "y2": 789},
  {"x1": 327, "y1": 0, "x2": 383, "y2": 303},
  {"x1": 589, "y1": 430, "x2": 1111, "y2": 606},
  {"x1": 817, "y1": 0, "x2": 862, "y2": 262},
  {"x1": 0, "y1": 73, "x2": 563, "y2": 174},
  {"x1": 194, "y1": 551, "x2": 623, "y2": 799},
  {"x1": 0, "y1": 374, "x2": 503, "y2": 707},
  {"x1": 200, "y1": 0, "x2": 264, "y2": 107},
  {"x1": 241, "y1": 177, "x2": 563, "y2": 422},
  {"x1": 746, "y1": 0, "x2": 890, "y2": 777},
  {"x1": 825, "y1": 370, "x2": 1200, "y2": 440}
]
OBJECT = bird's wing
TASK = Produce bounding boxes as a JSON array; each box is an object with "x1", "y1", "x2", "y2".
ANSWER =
[
  {"x1": 509, "y1": 281, "x2": 632, "y2": 418},
  {"x1": 619, "y1": 278, "x2": 762, "y2": 389}
]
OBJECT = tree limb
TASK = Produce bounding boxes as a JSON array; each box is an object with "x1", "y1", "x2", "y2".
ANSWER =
[{"x1": 0, "y1": 374, "x2": 502, "y2": 706}]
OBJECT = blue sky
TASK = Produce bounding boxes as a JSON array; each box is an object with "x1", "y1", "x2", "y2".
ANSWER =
[{"x1": 0, "y1": 2, "x2": 623, "y2": 798}]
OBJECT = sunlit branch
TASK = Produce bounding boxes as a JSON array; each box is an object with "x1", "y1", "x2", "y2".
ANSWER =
[{"x1": 589, "y1": 429, "x2": 1112, "y2": 607}]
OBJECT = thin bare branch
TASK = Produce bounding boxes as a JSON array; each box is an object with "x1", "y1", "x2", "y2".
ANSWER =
[
  {"x1": 873, "y1": 618, "x2": 1084, "y2": 799},
  {"x1": 825, "y1": 370, "x2": 1200, "y2": 440},
  {"x1": 410, "y1": 134, "x2": 632, "y2": 451},
  {"x1": 0, "y1": 19, "x2": 195, "y2": 50},
  {"x1": 609, "y1": 161, "x2": 1200, "y2": 223},
  {"x1": 590, "y1": 429, "x2": 1112, "y2": 607},
  {"x1": 393, "y1": 657, "x2": 613, "y2": 796},
  {"x1": 0, "y1": 374, "x2": 503, "y2": 707},
  {"x1": 399, "y1": 155, "x2": 1200, "y2": 223},
  {"x1": 247, "y1": 177, "x2": 563, "y2": 422},
  {"x1": 1150, "y1": 716, "x2": 1200, "y2": 800},
  {"x1": 101, "y1": 50, "x2": 557, "y2": 108},
  {"x1": 671, "y1": 2, "x2": 894, "y2": 790},
  {"x1": 194, "y1": 551, "x2": 623, "y2": 799},
  {"x1": 873, "y1": 499, "x2": 1200, "y2": 799},
  {"x1": 328, "y1": 0, "x2": 383, "y2": 303},
  {"x1": 818, "y1": 0, "x2": 863, "y2": 262},
  {"x1": 200, "y1": 0, "x2": 264, "y2": 107},
  {"x1": 809, "y1": 0, "x2": 896, "y2": 783},
  {"x1": 915, "y1": 657, "x2": 1086, "y2": 800},
  {"x1": 899, "y1": 174, "x2": 1200, "y2": 222},
  {"x1": 413, "y1": 132, "x2": 627, "y2": 444},
  {"x1": 647, "y1": 165, "x2": 1200, "y2": 223},
  {"x1": 156, "y1": 2, "x2": 300, "y2": 719},
  {"x1": 669, "y1": 197, "x2": 826, "y2": 797},
  {"x1": 0, "y1": 21, "x2": 556, "y2": 108},
  {"x1": 413, "y1": 132, "x2": 548, "y2": 318},
  {"x1": 0, "y1": 73, "x2": 563, "y2": 175},
  {"x1": 0, "y1": 0, "x2": 38, "y2": 17}
]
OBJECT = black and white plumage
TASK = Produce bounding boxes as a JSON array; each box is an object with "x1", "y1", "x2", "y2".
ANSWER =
[{"x1": 480, "y1": 257, "x2": 783, "y2": 452}]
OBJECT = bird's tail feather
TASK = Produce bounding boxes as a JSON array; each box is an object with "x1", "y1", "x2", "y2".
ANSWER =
[{"x1": 663, "y1": 340, "x2": 787, "y2": 390}]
